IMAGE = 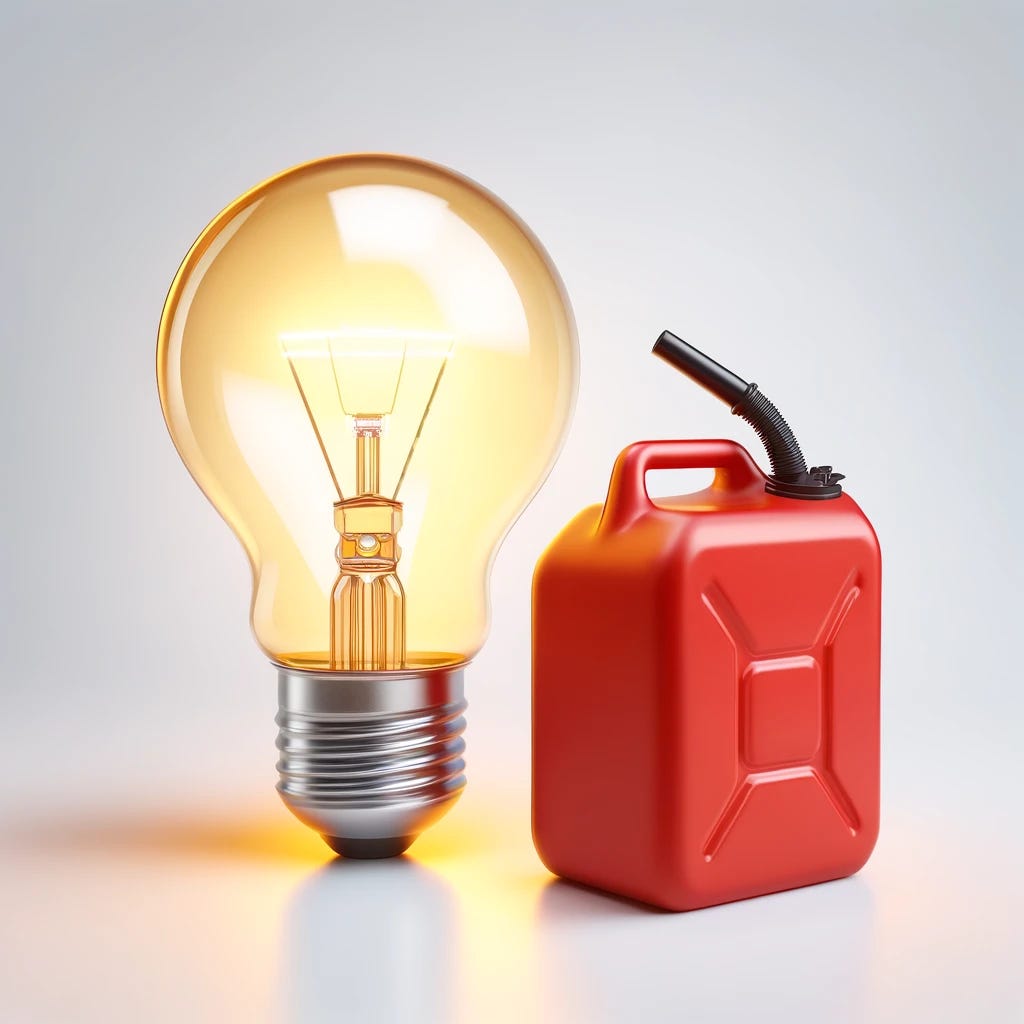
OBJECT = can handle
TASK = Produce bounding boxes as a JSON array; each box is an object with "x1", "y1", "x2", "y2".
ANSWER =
[{"x1": 600, "y1": 439, "x2": 765, "y2": 531}]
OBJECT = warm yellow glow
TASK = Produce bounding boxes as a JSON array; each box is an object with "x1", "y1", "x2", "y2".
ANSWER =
[
  {"x1": 157, "y1": 154, "x2": 577, "y2": 670},
  {"x1": 279, "y1": 328, "x2": 455, "y2": 344}
]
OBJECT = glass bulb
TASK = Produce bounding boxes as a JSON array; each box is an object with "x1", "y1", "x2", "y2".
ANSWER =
[{"x1": 157, "y1": 154, "x2": 578, "y2": 856}]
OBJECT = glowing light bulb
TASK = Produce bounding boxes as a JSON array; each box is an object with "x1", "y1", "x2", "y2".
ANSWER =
[{"x1": 157, "y1": 155, "x2": 578, "y2": 856}]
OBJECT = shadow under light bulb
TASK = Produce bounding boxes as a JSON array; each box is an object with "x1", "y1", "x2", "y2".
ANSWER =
[{"x1": 157, "y1": 154, "x2": 578, "y2": 857}]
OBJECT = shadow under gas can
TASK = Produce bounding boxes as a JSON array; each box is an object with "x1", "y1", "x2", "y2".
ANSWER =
[{"x1": 532, "y1": 336, "x2": 881, "y2": 911}]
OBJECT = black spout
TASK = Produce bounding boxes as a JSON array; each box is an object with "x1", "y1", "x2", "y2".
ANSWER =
[
  {"x1": 652, "y1": 330, "x2": 750, "y2": 406},
  {"x1": 652, "y1": 331, "x2": 843, "y2": 500}
]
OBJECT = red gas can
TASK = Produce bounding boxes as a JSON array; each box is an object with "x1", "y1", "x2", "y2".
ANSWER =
[{"x1": 532, "y1": 334, "x2": 881, "y2": 911}]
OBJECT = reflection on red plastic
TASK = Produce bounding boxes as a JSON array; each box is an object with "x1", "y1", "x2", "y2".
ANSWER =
[{"x1": 532, "y1": 439, "x2": 881, "y2": 911}]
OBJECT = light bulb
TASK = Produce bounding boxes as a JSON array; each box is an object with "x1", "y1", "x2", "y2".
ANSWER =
[{"x1": 157, "y1": 154, "x2": 578, "y2": 856}]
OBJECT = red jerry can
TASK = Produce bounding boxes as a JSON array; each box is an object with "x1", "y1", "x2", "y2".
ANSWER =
[{"x1": 532, "y1": 333, "x2": 881, "y2": 911}]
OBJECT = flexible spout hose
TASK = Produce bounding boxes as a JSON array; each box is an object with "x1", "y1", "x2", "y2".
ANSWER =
[{"x1": 731, "y1": 384, "x2": 807, "y2": 482}]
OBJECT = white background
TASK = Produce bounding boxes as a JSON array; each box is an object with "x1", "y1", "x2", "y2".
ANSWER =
[{"x1": 1, "y1": 2, "x2": 1021, "y2": 1021}]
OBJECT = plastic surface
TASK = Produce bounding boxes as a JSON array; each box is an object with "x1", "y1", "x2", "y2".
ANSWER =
[{"x1": 532, "y1": 439, "x2": 881, "y2": 911}]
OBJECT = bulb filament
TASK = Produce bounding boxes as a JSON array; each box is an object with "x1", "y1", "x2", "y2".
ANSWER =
[{"x1": 280, "y1": 332, "x2": 451, "y2": 672}]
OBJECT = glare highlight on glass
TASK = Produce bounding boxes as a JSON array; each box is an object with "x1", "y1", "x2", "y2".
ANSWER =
[{"x1": 156, "y1": 154, "x2": 578, "y2": 855}]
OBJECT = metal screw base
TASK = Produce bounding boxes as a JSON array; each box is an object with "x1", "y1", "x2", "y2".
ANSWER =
[{"x1": 275, "y1": 663, "x2": 467, "y2": 858}]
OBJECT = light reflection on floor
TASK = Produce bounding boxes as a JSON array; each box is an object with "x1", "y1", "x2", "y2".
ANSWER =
[{"x1": 2, "y1": 791, "x2": 1020, "y2": 1023}]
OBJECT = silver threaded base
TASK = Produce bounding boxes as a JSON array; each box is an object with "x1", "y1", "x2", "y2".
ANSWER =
[{"x1": 275, "y1": 663, "x2": 467, "y2": 858}]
